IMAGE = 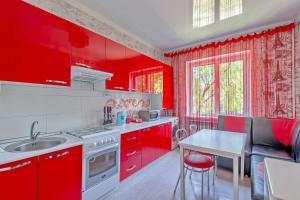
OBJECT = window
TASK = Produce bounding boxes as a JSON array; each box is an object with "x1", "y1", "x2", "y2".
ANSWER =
[
  {"x1": 193, "y1": 0, "x2": 215, "y2": 28},
  {"x1": 129, "y1": 67, "x2": 163, "y2": 94},
  {"x1": 193, "y1": 0, "x2": 243, "y2": 28},
  {"x1": 220, "y1": 60, "x2": 243, "y2": 114},
  {"x1": 192, "y1": 65, "x2": 215, "y2": 115},
  {"x1": 220, "y1": 0, "x2": 243, "y2": 20},
  {"x1": 188, "y1": 52, "x2": 249, "y2": 117}
]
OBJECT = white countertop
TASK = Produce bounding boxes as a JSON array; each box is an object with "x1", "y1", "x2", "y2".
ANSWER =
[
  {"x1": 0, "y1": 133, "x2": 82, "y2": 165},
  {"x1": 113, "y1": 117, "x2": 177, "y2": 134},
  {"x1": 180, "y1": 129, "x2": 247, "y2": 158},
  {"x1": 265, "y1": 158, "x2": 300, "y2": 200},
  {"x1": 0, "y1": 117, "x2": 177, "y2": 165}
]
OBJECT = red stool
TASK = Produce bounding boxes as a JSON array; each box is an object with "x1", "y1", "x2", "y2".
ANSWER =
[{"x1": 173, "y1": 129, "x2": 215, "y2": 200}]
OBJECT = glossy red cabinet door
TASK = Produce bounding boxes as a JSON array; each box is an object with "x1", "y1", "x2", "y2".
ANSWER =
[
  {"x1": 105, "y1": 39, "x2": 128, "y2": 91},
  {"x1": 162, "y1": 65, "x2": 174, "y2": 110},
  {"x1": 11, "y1": 1, "x2": 71, "y2": 86},
  {"x1": 70, "y1": 24, "x2": 106, "y2": 72},
  {"x1": 0, "y1": 157, "x2": 38, "y2": 200},
  {"x1": 141, "y1": 127, "x2": 156, "y2": 167},
  {"x1": 0, "y1": 1, "x2": 17, "y2": 82},
  {"x1": 38, "y1": 145, "x2": 82, "y2": 200},
  {"x1": 162, "y1": 123, "x2": 172, "y2": 154}
]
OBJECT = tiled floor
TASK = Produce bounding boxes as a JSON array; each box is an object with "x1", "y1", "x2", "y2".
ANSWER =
[{"x1": 105, "y1": 150, "x2": 251, "y2": 200}]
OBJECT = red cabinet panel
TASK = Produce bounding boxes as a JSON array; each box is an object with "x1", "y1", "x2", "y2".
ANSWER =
[
  {"x1": 162, "y1": 65, "x2": 174, "y2": 109},
  {"x1": 38, "y1": 146, "x2": 82, "y2": 200},
  {"x1": 105, "y1": 39, "x2": 128, "y2": 91},
  {"x1": 120, "y1": 144, "x2": 142, "y2": 181},
  {"x1": 70, "y1": 24, "x2": 106, "y2": 72},
  {"x1": 121, "y1": 130, "x2": 141, "y2": 149},
  {"x1": 141, "y1": 127, "x2": 158, "y2": 167},
  {"x1": 9, "y1": 1, "x2": 71, "y2": 86},
  {"x1": 0, "y1": 157, "x2": 38, "y2": 200}
]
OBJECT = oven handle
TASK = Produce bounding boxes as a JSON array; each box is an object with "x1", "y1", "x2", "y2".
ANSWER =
[{"x1": 87, "y1": 143, "x2": 119, "y2": 157}]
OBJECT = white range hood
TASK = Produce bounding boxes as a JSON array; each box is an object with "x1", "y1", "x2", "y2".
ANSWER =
[{"x1": 71, "y1": 65, "x2": 113, "y2": 83}]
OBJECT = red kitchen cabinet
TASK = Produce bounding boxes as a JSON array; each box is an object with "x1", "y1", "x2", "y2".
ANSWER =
[
  {"x1": 162, "y1": 65, "x2": 174, "y2": 110},
  {"x1": 38, "y1": 145, "x2": 82, "y2": 200},
  {"x1": 7, "y1": 1, "x2": 71, "y2": 86},
  {"x1": 120, "y1": 144, "x2": 142, "y2": 181},
  {"x1": 120, "y1": 130, "x2": 142, "y2": 181},
  {"x1": 69, "y1": 24, "x2": 106, "y2": 72},
  {"x1": 0, "y1": 157, "x2": 38, "y2": 200},
  {"x1": 141, "y1": 127, "x2": 157, "y2": 167},
  {"x1": 105, "y1": 39, "x2": 128, "y2": 91},
  {"x1": 162, "y1": 123, "x2": 172, "y2": 154}
]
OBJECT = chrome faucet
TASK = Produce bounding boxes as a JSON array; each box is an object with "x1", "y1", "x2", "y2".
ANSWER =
[{"x1": 30, "y1": 121, "x2": 41, "y2": 141}]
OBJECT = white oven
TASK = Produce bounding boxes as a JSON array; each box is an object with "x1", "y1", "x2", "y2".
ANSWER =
[
  {"x1": 67, "y1": 128, "x2": 120, "y2": 200},
  {"x1": 84, "y1": 143, "x2": 119, "y2": 190}
]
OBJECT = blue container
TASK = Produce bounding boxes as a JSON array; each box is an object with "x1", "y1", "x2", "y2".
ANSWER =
[{"x1": 116, "y1": 111, "x2": 126, "y2": 126}]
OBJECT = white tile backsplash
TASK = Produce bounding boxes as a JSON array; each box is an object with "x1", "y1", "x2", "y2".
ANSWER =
[{"x1": 0, "y1": 81, "x2": 150, "y2": 141}]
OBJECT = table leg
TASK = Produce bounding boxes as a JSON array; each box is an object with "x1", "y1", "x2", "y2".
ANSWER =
[
  {"x1": 240, "y1": 153, "x2": 245, "y2": 180},
  {"x1": 233, "y1": 157, "x2": 239, "y2": 200},
  {"x1": 180, "y1": 146, "x2": 185, "y2": 200}
]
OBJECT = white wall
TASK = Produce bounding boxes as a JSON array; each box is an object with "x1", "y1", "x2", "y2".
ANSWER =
[{"x1": 0, "y1": 81, "x2": 150, "y2": 141}]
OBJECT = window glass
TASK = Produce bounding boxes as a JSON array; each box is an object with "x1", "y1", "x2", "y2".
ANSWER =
[
  {"x1": 220, "y1": 0, "x2": 243, "y2": 20},
  {"x1": 220, "y1": 60, "x2": 244, "y2": 114},
  {"x1": 193, "y1": 0, "x2": 215, "y2": 28},
  {"x1": 192, "y1": 65, "x2": 215, "y2": 115}
]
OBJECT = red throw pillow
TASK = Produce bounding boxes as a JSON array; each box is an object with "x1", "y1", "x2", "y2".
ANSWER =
[
  {"x1": 271, "y1": 118, "x2": 298, "y2": 146},
  {"x1": 224, "y1": 116, "x2": 245, "y2": 133}
]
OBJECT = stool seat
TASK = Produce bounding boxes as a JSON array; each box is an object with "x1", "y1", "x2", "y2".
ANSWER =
[
  {"x1": 192, "y1": 151, "x2": 215, "y2": 157},
  {"x1": 184, "y1": 154, "x2": 214, "y2": 169}
]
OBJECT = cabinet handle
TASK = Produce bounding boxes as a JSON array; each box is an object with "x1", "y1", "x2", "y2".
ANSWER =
[
  {"x1": 46, "y1": 151, "x2": 69, "y2": 160},
  {"x1": 0, "y1": 161, "x2": 31, "y2": 172},
  {"x1": 126, "y1": 151, "x2": 137, "y2": 157},
  {"x1": 75, "y1": 63, "x2": 91, "y2": 68},
  {"x1": 113, "y1": 86, "x2": 124, "y2": 90},
  {"x1": 126, "y1": 137, "x2": 137, "y2": 142},
  {"x1": 126, "y1": 165, "x2": 137, "y2": 172},
  {"x1": 131, "y1": 88, "x2": 136, "y2": 91},
  {"x1": 46, "y1": 80, "x2": 67, "y2": 85}
]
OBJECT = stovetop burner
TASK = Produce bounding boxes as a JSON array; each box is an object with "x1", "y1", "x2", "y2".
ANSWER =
[{"x1": 67, "y1": 126, "x2": 115, "y2": 138}]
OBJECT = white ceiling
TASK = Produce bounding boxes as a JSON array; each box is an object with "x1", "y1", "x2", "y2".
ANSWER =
[{"x1": 70, "y1": 0, "x2": 300, "y2": 51}]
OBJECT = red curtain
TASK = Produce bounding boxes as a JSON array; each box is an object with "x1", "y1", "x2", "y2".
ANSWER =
[{"x1": 166, "y1": 23, "x2": 296, "y2": 130}]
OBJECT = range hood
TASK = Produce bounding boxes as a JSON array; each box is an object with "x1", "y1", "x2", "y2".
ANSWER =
[{"x1": 71, "y1": 65, "x2": 113, "y2": 83}]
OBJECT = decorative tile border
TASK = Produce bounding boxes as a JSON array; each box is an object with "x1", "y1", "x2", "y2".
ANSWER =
[{"x1": 24, "y1": 0, "x2": 170, "y2": 64}]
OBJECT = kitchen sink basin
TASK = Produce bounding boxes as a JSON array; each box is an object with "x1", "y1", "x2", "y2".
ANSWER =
[{"x1": 5, "y1": 137, "x2": 67, "y2": 153}]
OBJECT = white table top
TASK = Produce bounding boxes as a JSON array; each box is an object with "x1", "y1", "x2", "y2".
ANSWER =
[
  {"x1": 265, "y1": 158, "x2": 300, "y2": 200},
  {"x1": 179, "y1": 129, "x2": 247, "y2": 158}
]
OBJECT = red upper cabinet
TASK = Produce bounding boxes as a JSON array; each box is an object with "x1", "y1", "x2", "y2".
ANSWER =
[
  {"x1": 0, "y1": 157, "x2": 38, "y2": 200},
  {"x1": 38, "y1": 146, "x2": 82, "y2": 200},
  {"x1": 162, "y1": 65, "x2": 174, "y2": 110},
  {"x1": 7, "y1": 1, "x2": 71, "y2": 86},
  {"x1": 105, "y1": 39, "x2": 128, "y2": 91},
  {"x1": 69, "y1": 24, "x2": 106, "y2": 72}
]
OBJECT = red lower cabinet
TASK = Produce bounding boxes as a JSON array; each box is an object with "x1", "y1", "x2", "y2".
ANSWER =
[
  {"x1": 0, "y1": 145, "x2": 82, "y2": 200},
  {"x1": 38, "y1": 145, "x2": 82, "y2": 200},
  {"x1": 120, "y1": 124, "x2": 173, "y2": 181},
  {"x1": 120, "y1": 144, "x2": 142, "y2": 181},
  {"x1": 0, "y1": 157, "x2": 38, "y2": 200}
]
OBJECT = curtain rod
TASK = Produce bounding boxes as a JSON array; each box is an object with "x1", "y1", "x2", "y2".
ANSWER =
[{"x1": 165, "y1": 20, "x2": 295, "y2": 54}]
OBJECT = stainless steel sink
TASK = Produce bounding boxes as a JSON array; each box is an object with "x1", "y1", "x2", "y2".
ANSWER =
[{"x1": 5, "y1": 137, "x2": 67, "y2": 153}]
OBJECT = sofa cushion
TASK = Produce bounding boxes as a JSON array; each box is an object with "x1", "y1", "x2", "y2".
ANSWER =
[
  {"x1": 217, "y1": 115, "x2": 252, "y2": 152},
  {"x1": 251, "y1": 155, "x2": 265, "y2": 200},
  {"x1": 291, "y1": 122, "x2": 300, "y2": 161},
  {"x1": 252, "y1": 145, "x2": 293, "y2": 161},
  {"x1": 252, "y1": 118, "x2": 283, "y2": 147}
]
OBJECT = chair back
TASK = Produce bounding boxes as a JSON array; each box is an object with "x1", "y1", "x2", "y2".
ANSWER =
[{"x1": 175, "y1": 128, "x2": 188, "y2": 141}]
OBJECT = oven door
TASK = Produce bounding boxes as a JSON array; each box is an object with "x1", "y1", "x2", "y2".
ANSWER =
[{"x1": 85, "y1": 144, "x2": 119, "y2": 190}]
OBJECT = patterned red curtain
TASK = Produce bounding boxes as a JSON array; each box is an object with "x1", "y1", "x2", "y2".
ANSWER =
[{"x1": 166, "y1": 23, "x2": 296, "y2": 130}]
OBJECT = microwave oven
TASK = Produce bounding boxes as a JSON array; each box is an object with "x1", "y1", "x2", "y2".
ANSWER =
[{"x1": 138, "y1": 110, "x2": 160, "y2": 121}]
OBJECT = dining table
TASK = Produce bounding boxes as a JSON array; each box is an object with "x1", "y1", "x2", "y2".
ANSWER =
[{"x1": 179, "y1": 129, "x2": 247, "y2": 200}]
